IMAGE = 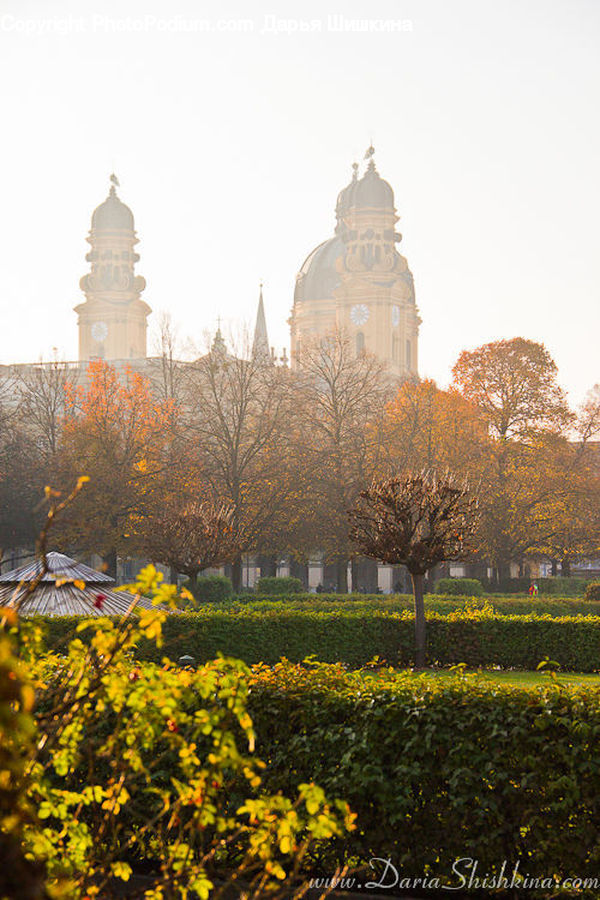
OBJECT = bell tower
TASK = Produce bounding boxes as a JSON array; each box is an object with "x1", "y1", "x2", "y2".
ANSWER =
[{"x1": 75, "y1": 175, "x2": 151, "y2": 361}]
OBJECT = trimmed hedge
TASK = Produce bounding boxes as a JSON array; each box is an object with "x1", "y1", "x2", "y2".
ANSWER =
[
  {"x1": 255, "y1": 576, "x2": 304, "y2": 595},
  {"x1": 482, "y1": 575, "x2": 591, "y2": 596},
  {"x1": 585, "y1": 582, "x2": 600, "y2": 602},
  {"x1": 36, "y1": 607, "x2": 600, "y2": 671},
  {"x1": 248, "y1": 662, "x2": 600, "y2": 882},
  {"x1": 435, "y1": 577, "x2": 483, "y2": 596},
  {"x1": 184, "y1": 574, "x2": 232, "y2": 602},
  {"x1": 218, "y1": 593, "x2": 600, "y2": 618}
]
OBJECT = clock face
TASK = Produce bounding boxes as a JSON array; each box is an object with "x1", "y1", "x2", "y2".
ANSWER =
[
  {"x1": 350, "y1": 304, "x2": 369, "y2": 326},
  {"x1": 91, "y1": 321, "x2": 108, "y2": 342},
  {"x1": 392, "y1": 305, "x2": 401, "y2": 327}
]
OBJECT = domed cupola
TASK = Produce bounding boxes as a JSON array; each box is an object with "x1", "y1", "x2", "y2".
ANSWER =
[
  {"x1": 91, "y1": 177, "x2": 135, "y2": 232},
  {"x1": 353, "y1": 154, "x2": 394, "y2": 210},
  {"x1": 335, "y1": 162, "x2": 359, "y2": 226}
]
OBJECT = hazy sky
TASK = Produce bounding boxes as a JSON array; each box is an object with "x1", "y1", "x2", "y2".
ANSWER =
[{"x1": 1, "y1": 0, "x2": 598, "y2": 404}]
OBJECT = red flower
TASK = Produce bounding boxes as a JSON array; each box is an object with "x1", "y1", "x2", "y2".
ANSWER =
[
  {"x1": 166, "y1": 718, "x2": 179, "y2": 733},
  {"x1": 129, "y1": 668, "x2": 141, "y2": 682},
  {"x1": 94, "y1": 593, "x2": 106, "y2": 610}
]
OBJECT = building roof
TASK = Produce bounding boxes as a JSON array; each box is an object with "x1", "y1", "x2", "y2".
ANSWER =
[
  {"x1": 0, "y1": 551, "x2": 114, "y2": 584},
  {"x1": 91, "y1": 184, "x2": 134, "y2": 232},
  {"x1": 295, "y1": 236, "x2": 344, "y2": 303},
  {"x1": 352, "y1": 159, "x2": 394, "y2": 210},
  {"x1": 295, "y1": 152, "x2": 397, "y2": 305},
  {"x1": 335, "y1": 157, "x2": 395, "y2": 217},
  {"x1": 0, "y1": 551, "x2": 151, "y2": 617}
]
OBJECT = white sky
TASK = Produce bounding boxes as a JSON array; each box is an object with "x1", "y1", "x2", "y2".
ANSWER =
[{"x1": 0, "y1": 0, "x2": 598, "y2": 404}]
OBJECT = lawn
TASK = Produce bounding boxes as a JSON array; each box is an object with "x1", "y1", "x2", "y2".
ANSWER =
[{"x1": 402, "y1": 667, "x2": 600, "y2": 687}]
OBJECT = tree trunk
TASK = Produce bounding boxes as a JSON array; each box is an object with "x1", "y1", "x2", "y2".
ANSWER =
[
  {"x1": 497, "y1": 562, "x2": 510, "y2": 584},
  {"x1": 551, "y1": 559, "x2": 558, "y2": 577},
  {"x1": 411, "y1": 571, "x2": 426, "y2": 669},
  {"x1": 561, "y1": 556, "x2": 571, "y2": 577},
  {"x1": 259, "y1": 554, "x2": 277, "y2": 577},
  {"x1": 232, "y1": 555, "x2": 242, "y2": 593},
  {"x1": 336, "y1": 556, "x2": 348, "y2": 593},
  {"x1": 104, "y1": 549, "x2": 117, "y2": 580}
]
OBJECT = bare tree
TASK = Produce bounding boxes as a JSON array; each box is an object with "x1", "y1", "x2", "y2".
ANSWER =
[
  {"x1": 349, "y1": 471, "x2": 479, "y2": 667},
  {"x1": 294, "y1": 330, "x2": 389, "y2": 591},
  {"x1": 183, "y1": 333, "x2": 298, "y2": 591},
  {"x1": 15, "y1": 360, "x2": 78, "y2": 459},
  {"x1": 578, "y1": 384, "x2": 600, "y2": 446},
  {"x1": 149, "y1": 311, "x2": 189, "y2": 405}
]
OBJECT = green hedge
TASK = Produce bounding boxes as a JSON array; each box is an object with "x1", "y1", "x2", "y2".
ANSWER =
[
  {"x1": 436, "y1": 577, "x2": 483, "y2": 596},
  {"x1": 255, "y1": 576, "x2": 304, "y2": 595},
  {"x1": 218, "y1": 593, "x2": 600, "y2": 618},
  {"x1": 481, "y1": 575, "x2": 591, "y2": 596},
  {"x1": 249, "y1": 662, "x2": 600, "y2": 883},
  {"x1": 36, "y1": 608, "x2": 600, "y2": 671},
  {"x1": 184, "y1": 574, "x2": 232, "y2": 602},
  {"x1": 248, "y1": 590, "x2": 600, "y2": 614},
  {"x1": 585, "y1": 582, "x2": 600, "y2": 602}
]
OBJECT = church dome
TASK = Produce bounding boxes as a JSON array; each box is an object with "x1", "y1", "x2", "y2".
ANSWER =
[
  {"x1": 295, "y1": 236, "x2": 344, "y2": 303},
  {"x1": 91, "y1": 184, "x2": 134, "y2": 231},
  {"x1": 353, "y1": 160, "x2": 394, "y2": 210},
  {"x1": 335, "y1": 163, "x2": 359, "y2": 219}
]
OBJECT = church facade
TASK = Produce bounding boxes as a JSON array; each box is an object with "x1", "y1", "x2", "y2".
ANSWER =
[{"x1": 290, "y1": 149, "x2": 421, "y2": 376}]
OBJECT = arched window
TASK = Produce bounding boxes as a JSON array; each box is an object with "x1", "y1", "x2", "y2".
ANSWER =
[
  {"x1": 356, "y1": 332, "x2": 365, "y2": 356},
  {"x1": 406, "y1": 339, "x2": 412, "y2": 370}
]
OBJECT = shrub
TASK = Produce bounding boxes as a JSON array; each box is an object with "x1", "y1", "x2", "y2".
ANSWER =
[
  {"x1": 249, "y1": 661, "x2": 600, "y2": 883},
  {"x1": 1, "y1": 566, "x2": 353, "y2": 899},
  {"x1": 584, "y1": 582, "x2": 600, "y2": 602},
  {"x1": 255, "y1": 576, "x2": 304, "y2": 595},
  {"x1": 185, "y1": 573, "x2": 232, "y2": 602},
  {"x1": 435, "y1": 577, "x2": 483, "y2": 596}
]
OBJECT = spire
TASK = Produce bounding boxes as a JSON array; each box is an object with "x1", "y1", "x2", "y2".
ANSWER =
[
  {"x1": 364, "y1": 144, "x2": 377, "y2": 173},
  {"x1": 109, "y1": 172, "x2": 120, "y2": 198},
  {"x1": 211, "y1": 317, "x2": 227, "y2": 357},
  {"x1": 252, "y1": 283, "x2": 270, "y2": 361}
]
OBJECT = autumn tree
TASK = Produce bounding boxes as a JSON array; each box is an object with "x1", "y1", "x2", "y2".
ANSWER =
[
  {"x1": 452, "y1": 338, "x2": 574, "y2": 580},
  {"x1": 452, "y1": 337, "x2": 572, "y2": 441},
  {"x1": 349, "y1": 471, "x2": 479, "y2": 667},
  {"x1": 529, "y1": 427, "x2": 600, "y2": 576},
  {"x1": 294, "y1": 331, "x2": 389, "y2": 592},
  {"x1": 375, "y1": 378, "x2": 490, "y2": 479},
  {"x1": 143, "y1": 498, "x2": 240, "y2": 581},
  {"x1": 52, "y1": 361, "x2": 175, "y2": 575}
]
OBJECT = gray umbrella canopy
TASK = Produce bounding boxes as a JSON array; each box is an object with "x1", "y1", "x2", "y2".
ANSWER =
[{"x1": 0, "y1": 551, "x2": 151, "y2": 617}]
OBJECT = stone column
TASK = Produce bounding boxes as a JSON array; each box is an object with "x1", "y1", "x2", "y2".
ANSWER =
[
  {"x1": 308, "y1": 558, "x2": 324, "y2": 593},
  {"x1": 277, "y1": 558, "x2": 291, "y2": 578},
  {"x1": 377, "y1": 563, "x2": 393, "y2": 594}
]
